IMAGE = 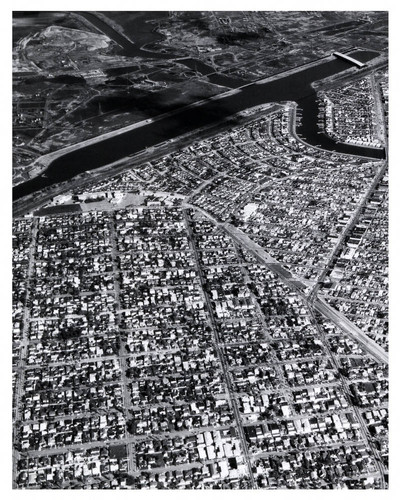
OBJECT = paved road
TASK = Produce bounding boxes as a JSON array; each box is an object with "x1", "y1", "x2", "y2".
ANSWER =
[
  {"x1": 183, "y1": 209, "x2": 257, "y2": 488},
  {"x1": 222, "y1": 222, "x2": 313, "y2": 293},
  {"x1": 370, "y1": 72, "x2": 387, "y2": 146},
  {"x1": 222, "y1": 223, "x2": 388, "y2": 364},
  {"x1": 308, "y1": 304, "x2": 387, "y2": 488},
  {"x1": 12, "y1": 117, "x2": 238, "y2": 217},
  {"x1": 308, "y1": 160, "x2": 388, "y2": 301},
  {"x1": 231, "y1": 242, "x2": 297, "y2": 416},
  {"x1": 14, "y1": 219, "x2": 39, "y2": 421},
  {"x1": 108, "y1": 214, "x2": 136, "y2": 472},
  {"x1": 13, "y1": 219, "x2": 39, "y2": 485},
  {"x1": 314, "y1": 298, "x2": 388, "y2": 364},
  {"x1": 186, "y1": 205, "x2": 387, "y2": 366},
  {"x1": 21, "y1": 422, "x2": 231, "y2": 458}
]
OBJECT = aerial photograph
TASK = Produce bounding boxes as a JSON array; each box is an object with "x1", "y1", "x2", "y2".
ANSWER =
[{"x1": 12, "y1": 8, "x2": 388, "y2": 490}]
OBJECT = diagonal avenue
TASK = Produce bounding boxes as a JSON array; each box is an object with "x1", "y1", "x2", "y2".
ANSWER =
[
  {"x1": 183, "y1": 208, "x2": 257, "y2": 489},
  {"x1": 183, "y1": 203, "x2": 388, "y2": 365}
]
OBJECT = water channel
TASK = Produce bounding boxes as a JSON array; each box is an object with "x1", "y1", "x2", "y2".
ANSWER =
[{"x1": 13, "y1": 14, "x2": 385, "y2": 201}]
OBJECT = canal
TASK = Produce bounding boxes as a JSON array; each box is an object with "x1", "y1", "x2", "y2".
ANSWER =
[{"x1": 13, "y1": 46, "x2": 385, "y2": 201}]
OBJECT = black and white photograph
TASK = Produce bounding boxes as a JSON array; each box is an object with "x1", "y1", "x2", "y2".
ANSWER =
[{"x1": 9, "y1": 1, "x2": 393, "y2": 491}]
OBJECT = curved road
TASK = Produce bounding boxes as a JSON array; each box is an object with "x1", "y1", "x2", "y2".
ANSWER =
[{"x1": 13, "y1": 48, "x2": 385, "y2": 202}]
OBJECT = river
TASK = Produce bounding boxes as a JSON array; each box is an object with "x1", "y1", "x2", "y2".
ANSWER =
[{"x1": 80, "y1": 11, "x2": 247, "y2": 88}]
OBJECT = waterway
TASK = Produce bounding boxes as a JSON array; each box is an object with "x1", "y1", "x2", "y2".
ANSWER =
[
  {"x1": 80, "y1": 12, "x2": 247, "y2": 88},
  {"x1": 13, "y1": 48, "x2": 385, "y2": 201},
  {"x1": 81, "y1": 11, "x2": 172, "y2": 60}
]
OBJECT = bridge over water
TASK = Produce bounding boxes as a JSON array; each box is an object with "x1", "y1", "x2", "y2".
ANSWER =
[
  {"x1": 333, "y1": 52, "x2": 366, "y2": 68},
  {"x1": 13, "y1": 49, "x2": 383, "y2": 203}
]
